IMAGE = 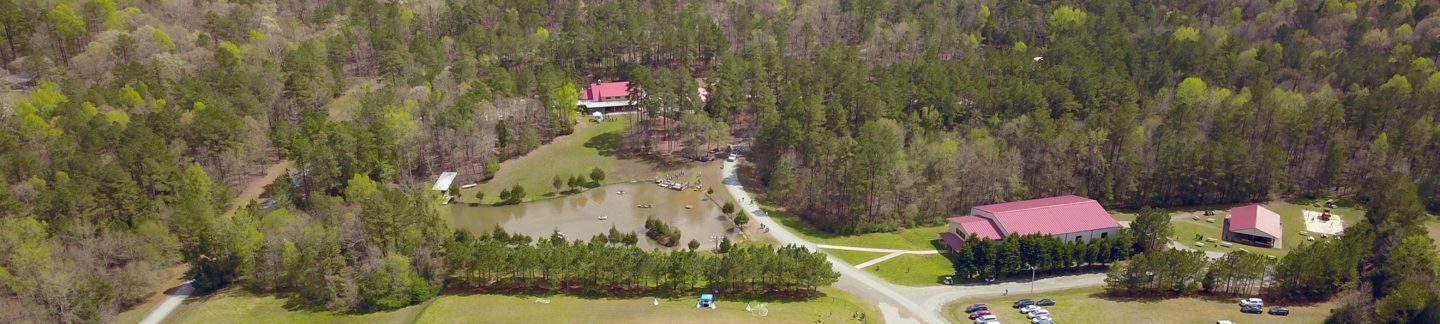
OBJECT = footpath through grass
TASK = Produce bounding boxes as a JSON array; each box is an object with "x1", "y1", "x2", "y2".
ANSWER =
[
  {"x1": 127, "y1": 286, "x2": 880, "y2": 324},
  {"x1": 763, "y1": 206, "x2": 957, "y2": 286},
  {"x1": 943, "y1": 286, "x2": 1333, "y2": 324}
]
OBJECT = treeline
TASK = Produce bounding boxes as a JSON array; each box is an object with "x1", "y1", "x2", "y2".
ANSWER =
[
  {"x1": 447, "y1": 231, "x2": 839, "y2": 296},
  {"x1": 951, "y1": 232, "x2": 1134, "y2": 280},
  {"x1": 1105, "y1": 250, "x2": 1274, "y2": 297}
]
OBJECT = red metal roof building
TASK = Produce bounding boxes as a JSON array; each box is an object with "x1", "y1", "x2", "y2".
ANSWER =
[
  {"x1": 940, "y1": 195, "x2": 1122, "y2": 252},
  {"x1": 1224, "y1": 204, "x2": 1283, "y2": 248},
  {"x1": 580, "y1": 81, "x2": 633, "y2": 101}
]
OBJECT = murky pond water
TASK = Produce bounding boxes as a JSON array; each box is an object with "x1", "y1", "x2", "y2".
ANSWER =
[{"x1": 447, "y1": 181, "x2": 736, "y2": 250}]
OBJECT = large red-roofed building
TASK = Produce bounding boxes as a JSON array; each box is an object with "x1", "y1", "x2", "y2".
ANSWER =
[
  {"x1": 939, "y1": 195, "x2": 1122, "y2": 252},
  {"x1": 577, "y1": 81, "x2": 640, "y2": 113},
  {"x1": 1224, "y1": 204, "x2": 1282, "y2": 248}
]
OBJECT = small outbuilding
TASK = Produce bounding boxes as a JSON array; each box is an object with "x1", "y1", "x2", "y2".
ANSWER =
[
  {"x1": 1224, "y1": 204, "x2": 1283, "y2": 248},
  {"x1": 433, "y1": 172, "x2": 458, "y2": 202}
]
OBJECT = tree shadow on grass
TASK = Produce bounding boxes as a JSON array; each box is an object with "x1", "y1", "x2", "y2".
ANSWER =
[{"x1": 583, "y1": 132, "x2": 623, "y2": 157}]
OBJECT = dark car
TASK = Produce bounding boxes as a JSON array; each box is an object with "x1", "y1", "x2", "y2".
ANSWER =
[
  {"x1": 1036, "y1": 299, "x2": 1056, "y2": 306},
  {"x1": 1013, "y1": 299, "x2": 1035, "y2": 308},
  {"x1": 1241, "y1": 305, "x2": 1264, "y2": 314},
  {"x1": 965, "y1": 304, "x2": 989, "y2": 313},
  {"x1": 1268, "y1": 306, "x2": 1290, "y2": 316},
  {"x1": 967, "y1": 309, "x2": 992, "y2": 319}
]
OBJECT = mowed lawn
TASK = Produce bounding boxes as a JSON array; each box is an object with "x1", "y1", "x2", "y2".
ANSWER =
[
  {"x1": 129, "y1": 286, "x2": 880, "y2": 324},
  {"x1": 1171, "y1": 201, "x2": 1363, "y2": 257},
  {"x1": 460, "y1": 115, "x2": 657, "y2": 204},
  {"x1": 126, "y1": 288, "x2": 425, "y2": 324},
  {"x1": 417, "y1": 286, "x2": 877, "y2": 324},
  {"x1": 943, "y1": 286, "x2": 1333, "y2": 324},
  {"x1": 762, "y1": 207, "x2": 957, "y2": 286},
  {"x1": 763, "y1": 207, "x2": 946, "y2": 251}
]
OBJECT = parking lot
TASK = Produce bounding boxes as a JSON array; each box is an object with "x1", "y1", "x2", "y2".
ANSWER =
[{"x1": 945, "y1": 287, "x2": 1334, "y2": 324}]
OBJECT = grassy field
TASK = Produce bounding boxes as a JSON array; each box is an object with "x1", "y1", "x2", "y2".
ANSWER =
[
  {"x1": 461, "y1": 115, "x2": 652, "y2": 204},
  {"x1": 761, "y1": 207, "x2": 958, "y2": 286},
  {"x1": 124, "y1": 288, "x2": 426, "y2": 324},
  {"x1": 825, "y1": 249, "x2": 888, "y2": 266},
  {"x1": 417, "y1": 287, "x2": 877, "y2": 324},
  {"x1": 120, "y1": 286, "x2": 880, "y2": 324},
  {"x1": 763, "y1": 207, "x2": 946, "y2": 251},
  {"x1": 858, "y1": 254, "x2": 956, "y2": 286},
  {"x1": 942, "y1": 286, "x2": 1334, "y2": 324},
  {"x1": 1170, "y1": 201, "x2": 1364, "y2": 257}
]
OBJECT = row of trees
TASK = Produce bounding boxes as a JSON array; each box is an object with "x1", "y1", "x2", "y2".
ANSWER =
[
  {"x1": 445, "y1": 230, "x2": 838, "y2": 295},
  {"x1": 1105, "y1": 249, "x2": 1272, "y2": 297},
  {"x1": 951, "y1": 231, "x2": 1134, "y2": 280}
]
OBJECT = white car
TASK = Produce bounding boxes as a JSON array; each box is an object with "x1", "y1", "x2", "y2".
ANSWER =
[
  {"x1": 1239, "y1": 297, "x2": 1264, "y2": 307},
  {"x1": 726, "y1": 153, "x2": 737, "y2": 162},
  {"x1": 1019, "y1": 304, "x2": 1042, "y2": 314},
  {"x1": 1031, "y1": 315, "x2": 1054, "y2": 323},
  {"x1": 1026, "y1": 309, "x2": 1050, "y2": 319},
  {"x1": 973, "y1": 314, "x2": 998, "y2": 324}
]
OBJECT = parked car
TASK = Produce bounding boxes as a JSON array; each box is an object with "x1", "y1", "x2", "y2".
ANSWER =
[
  {"x1": 1019, "y1": 305, "x2": 1042, "y2": 314},
  {"x1": 1269, "y1": 306, "x2": 1290, "y2": 316},
  {"x1": 967, "y1": 310, "x2": 992, "y2": 320},
  {"x1": 1217, "y1": 321, "x2": 1235, "y2": 324},
  {"x1": 1013, "y1": 298, "x2": 1035, "y2": 308},
  {"x1": 1026, "y1": 309, "x2": 1051, "y2": 319},
  {"x1": 965, "y1": 304, "x2": 989, "y2": 313},
  {"x1": 973, "y1": 314, "x2": 998, "y2": 324},
  {"x1": 726, "y1": 153, "x2": 738, "y2": 162},
  {"x1": 1036, "y1": 298, "x2": 1056, "y2": 306},
  {"x1": 1239, "y1": 298, "x2": 1264, "y2": 307},
  {"x1": 1033, "y1": 320, "x2": 1054, "y2": 324},
  {"x1": 1241, "y1": 305, "x2": 1264, "y2": 314},
  {"x1": 1030, "y1": 315, "x2": 1053, "y2": 323}
]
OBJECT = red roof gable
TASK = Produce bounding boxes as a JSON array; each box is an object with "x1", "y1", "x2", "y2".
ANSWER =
[
  {"x1": 582, "y1": 81, "x2": 634, "y2": 101},
  {"x1": 947, "y1": 215, "x2": 1003, "y2": 240},
  {"x1": 1228, "y1": 204, "x2": 1282, "y2": 238},
  {"x1": 974, "y1": 195, "x2": 1120, "y2": 236}
]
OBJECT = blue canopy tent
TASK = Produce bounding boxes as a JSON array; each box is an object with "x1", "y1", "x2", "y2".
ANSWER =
[{"x1": 697, "y1": 293, "x2": 715, "y2": 309}]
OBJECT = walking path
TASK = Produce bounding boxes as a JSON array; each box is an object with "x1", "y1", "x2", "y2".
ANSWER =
[
  {"x1": 137, "y1": 281, "x2": 193, "y2": 324},
  {"x1": 724, "y1": 160, "x2": 1114, "y2": 323},
  {"x1": 722, "y1": 160, "x2": 941, "y2": 324},
  {"x1": 816, "y1": 244, "x2": 942, "y2": 255},
  {"x1": 854, "y1": 252, "x2": 905, "y2": 269}
]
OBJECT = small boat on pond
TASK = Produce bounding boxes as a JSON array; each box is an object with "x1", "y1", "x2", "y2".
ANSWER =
[{"x1": 597, "y1": 215, "x2": 608, "y2": 220}]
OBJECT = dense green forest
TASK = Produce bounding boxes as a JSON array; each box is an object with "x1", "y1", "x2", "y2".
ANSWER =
[{"x1": 0, "y1": 0, "x2": 1438, "y2": 322}]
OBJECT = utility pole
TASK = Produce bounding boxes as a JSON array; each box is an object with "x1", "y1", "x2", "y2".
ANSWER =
[{"x1": 1029, "y1": 263, "x2": 1036, "y2": 295}]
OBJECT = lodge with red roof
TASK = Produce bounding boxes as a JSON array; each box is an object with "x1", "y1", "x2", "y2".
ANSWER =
[
  {"x1": 1223, "y1": 204, "x2": 1283, "y2": 248},
  {"x1": 939, "y1": 195, "x2": 1122, "y2": 252},
  {"x1": 576, "y1": 81, "x2": 640, "y2": 113}
]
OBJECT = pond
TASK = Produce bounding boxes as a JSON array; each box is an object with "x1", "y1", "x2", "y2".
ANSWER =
[{"x1": 447, "y1": 181, "x2": 737, "y2": 250}]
